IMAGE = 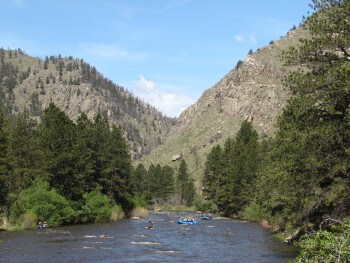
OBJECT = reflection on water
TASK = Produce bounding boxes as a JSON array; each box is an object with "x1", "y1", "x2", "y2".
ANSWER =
[{"x1": 0, "y1": 211, "x2": 298, "y2": 263}]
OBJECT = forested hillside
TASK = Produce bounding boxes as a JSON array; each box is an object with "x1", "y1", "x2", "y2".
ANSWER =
[
  {"x1": 0, "y1": 50, "x2": 175, "y2": 159},
  {"x1": 202, "y1": 0, "x2": 350, "y2": 261}
]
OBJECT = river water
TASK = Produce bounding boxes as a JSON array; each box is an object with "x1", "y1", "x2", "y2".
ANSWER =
[{"x1": 0, "y1": 211, "x2": 297, "y2": 262}]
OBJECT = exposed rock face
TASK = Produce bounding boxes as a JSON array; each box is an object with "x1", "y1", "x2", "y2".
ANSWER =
[
  {"x1": 140, "y1": 27, "x2": 307, "y2": 185},
  {"x1": 171, "y1": 154, "x2": 182, "y2": 162},
  {"x1": 0, "y1": 50, "x2": 175, "y2": 159}
]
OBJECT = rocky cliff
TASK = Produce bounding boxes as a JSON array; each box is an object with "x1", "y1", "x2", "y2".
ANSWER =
[
  {"x1": 0, "y1": 50, "x2": 175, "y2": 159},
  {"x1": 140, "y1": 27, "x2": 308, "y2": 186}
]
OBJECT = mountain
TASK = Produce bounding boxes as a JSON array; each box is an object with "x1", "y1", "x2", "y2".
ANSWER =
[
  {"x1": 0, "y1": 49, "x2": 175, "y2": 159},
  {"x1": 139, "y1": 27, "x2": 308, "y2": 186}
]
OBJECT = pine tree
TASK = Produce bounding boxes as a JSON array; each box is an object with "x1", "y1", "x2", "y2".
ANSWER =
[
  {"x1": 73, "y1": 113, "x2": 97, "y2": 193},
  {"x1": 203, "y1": 145, "x2": 224, "y2": 201},
  {"x1": 161, "y1": 165, "x2": 175, "y2": 200},
  {"x1": 0, "y1": 109, "x2": 9, "y2": 206},
  {"x1": 260, "y1": 0, "x2": 350, "y2": 228},
  {"x1": 99, "y1": 124, "x2": 132, "y2": 204},
  {"x1": 6, "y1": 112, "x2": 44, "y2": 192},
  {"x1": 177, "y1": 159, "x2": 194, "y2": 205},
  {"x1": 43, "y1": 56, "x2": 49, "y2": 70},
  {"x1": 209, "y1": 121, "x2": 261, "y2": 216},
  {"x1": 37, "y1": 103, "x2": 79, "y2": 200},
  {"x1": 132, "y1": 163, "x2": 148, "y2": 195}
]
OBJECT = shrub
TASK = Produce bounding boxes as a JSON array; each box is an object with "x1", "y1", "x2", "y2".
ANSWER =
[
  {"x1": 236, "y1": 60, "x2": 243, "y2": 69},
  {"x1": 195, "y1": 199, "x2": 218, "y2": 213},
  {"x1": 9, "y1": 178, "x2": 75, "y2": 227},
  {"x1": 240, "y1": 200, "x2": 265, "y2": 222},
  {"x1": 110, "y1": 205, "x2": 125, "y2": 221},
  {"x1": 22, "y1": 211, "x2": 38, "y2": 229},
  {"x1": 296, "y1": 219, "x2": 350, "y2": 262},
  {"x1": 81, "y1": 190, "x2": 112, "y2": 223},
  {"x1": 128, "y1": 196, "x2": 147, "y2": 208}
]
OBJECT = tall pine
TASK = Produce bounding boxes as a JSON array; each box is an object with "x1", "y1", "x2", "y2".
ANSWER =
[{"x1": 0, "y1": 109, "x2": 9, "y2": 206}]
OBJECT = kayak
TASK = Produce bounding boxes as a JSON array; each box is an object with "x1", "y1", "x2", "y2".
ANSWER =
[
  {"x1": 200, "y1": 216, "x2": 212, "y2": 220},
  {"x1": 37, "y1": 225, "x2": 48, "y2": 229},
  {"x1": 177, "y1": 219, "x2": 197, "y2": 225}
]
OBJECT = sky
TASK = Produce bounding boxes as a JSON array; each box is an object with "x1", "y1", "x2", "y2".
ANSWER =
[{"x1": 0, "y1": 0, "x2": 311, "y2": 117}]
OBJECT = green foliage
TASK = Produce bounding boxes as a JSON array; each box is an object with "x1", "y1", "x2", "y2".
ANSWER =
[
  {"x1": 0, "y1": 103, "x2": 135, "y2": 227},
  {"x1": 203, "y1": 145, "x2": 224, "y2": 201},
  {"x1": 177, "y1": 159, "x2": 195, "y2": 206},
  {"x1": 0, "y1": 108, "x2": 9, "y2": 206},
  {"x1": 37, "y1": 102, "x2": 80, "y2": 200},
  {"x1": 240, "y1": 200, "x2": 266, "y2": 222},
  {"x1": 131, "y1": 163, "x2": 175, "y2": 205},
  {"x1": 6, "y1": 112, "x2": 44, "y2": 192},
  {"x1": 98, "y1": 123, "x2": 132, "y2": 204},
  {"x1": 296, "y1": 219, "x2": 350, "y2": 262},
  {"x1": 9, "y1": 178, "x2": 75, "y2": 227},
  {"x1": 254, "y1": 0, "x2": 350, "y2": 230},
  {"x1": 195, "y1": 199, "x2": 218, "y2": 213},
  {"x1": 126, "y1": 195, "x2": 147, "y2": 209},
  {"x1": 203, "y1": 120, "x2": 261, "y2": 216},
  {"x1": 132, "y1": 164, "x2": 148, "y2": 195},
  {"x1": 81, "y1": 189, "x2": 112, "y2": 223},
  {"x1": 21, "y1": 211, "x2": 38, "y2": 230},
  {"x1": 110, "y1": 204, "x2": 125, "y2": 221}
]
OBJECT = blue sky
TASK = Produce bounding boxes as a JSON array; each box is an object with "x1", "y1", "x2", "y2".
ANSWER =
[{"x1": 1, "y1": 0, "x2": 310, "y2": 117}]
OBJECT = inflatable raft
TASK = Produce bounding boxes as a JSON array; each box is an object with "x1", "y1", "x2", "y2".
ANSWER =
[{"x1": 177, "y1": 219, "x2": 197, "y2": 225}]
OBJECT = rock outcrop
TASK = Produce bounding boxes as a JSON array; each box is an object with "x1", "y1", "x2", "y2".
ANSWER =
[
  {"x1": 140, "y1": 27, "x2": 308, "y2": 185},
  {"x1": 0, "y1": 50, "x2": 176, "y2": 159}
]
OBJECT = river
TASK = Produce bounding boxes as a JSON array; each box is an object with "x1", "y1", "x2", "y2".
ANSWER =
[{"x1": 0, "y1": 211, "x2": 297, "y2": 262}]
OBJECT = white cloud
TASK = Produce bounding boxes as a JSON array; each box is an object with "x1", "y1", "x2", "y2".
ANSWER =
[
  {"x1": 234, "y1": 34, "x2": 258, "y2": 44},
  {"x1": 234, "y1": 35, "x2": 244, "y2": 43},
  {"x1": 81, "y1": 43, "x2": 146, "y2": 60},
  {"x1": 132, "y1": 75, "x2": 194, "y2": 117},
  {"x1": 135, "y1": 75, "x2": 155, "y2": 92}
]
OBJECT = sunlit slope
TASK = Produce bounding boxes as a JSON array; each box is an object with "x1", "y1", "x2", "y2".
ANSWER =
[{"x1": 139, "y1": 27, "x2": 308, "y2": 187}]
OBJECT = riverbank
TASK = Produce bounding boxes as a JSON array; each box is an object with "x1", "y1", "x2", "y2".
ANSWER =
[{"x1": 0, "y1": 206, "x2": 150, "y2": 232}]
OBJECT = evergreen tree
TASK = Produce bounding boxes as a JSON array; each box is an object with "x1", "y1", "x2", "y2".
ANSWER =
[
  {"x1": 90, "y1": 114, "x2": 110, "y2": 187},
  {"x1": 132, "y1": 163, "x2": 148, "y2": 195},
  {"x1": 6, "y1": 112, "x2": 44, "y2": 192},
  {"x1": 99, "y1": 124, "x2": 132, "y2": 204},
  {"x1": 160, "y1": 165, "x2": 175, "y2": 200},
  {"x1": 204, "y1": 121, "x2": 261, "y2": 216},
  {"x1": 177, "y1": 159, "x2": 195, "y2": 205},
  {"x1": 43, "y1": 56, "x2": 49, "y2": 70},
  {"x1": 203, "y1": 145, "x2": 224, "y2": 201},
  {"x1": 37, "y1": 103, "x2": 79, "y2": 200},
  {"x1": 0, "y1": 109, "x2": 9, "y2": 206},
  {"x1": 258, "y1": 0, "x2": 350, "y2": 229},
  {"x1": 73, "y1": 113, "x2": 97, "y2": 193}
]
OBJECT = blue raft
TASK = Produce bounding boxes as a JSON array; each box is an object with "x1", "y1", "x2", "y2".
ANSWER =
[{"x1": 177, "y1": 219, "x2": 197, "y2": 225}]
